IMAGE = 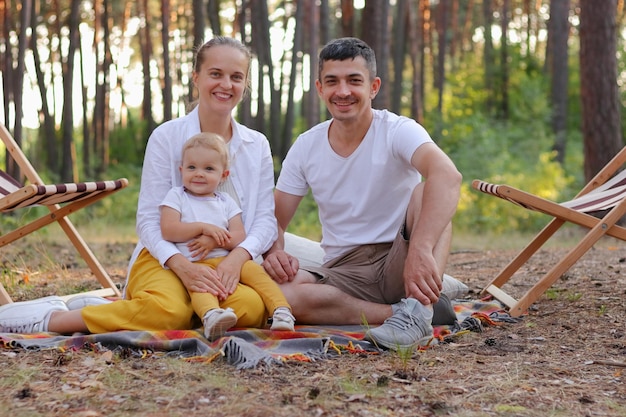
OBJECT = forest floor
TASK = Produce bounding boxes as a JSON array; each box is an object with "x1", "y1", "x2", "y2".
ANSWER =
[{"x1": 0, "y1": 232, "x2": 625, "y2": 416}]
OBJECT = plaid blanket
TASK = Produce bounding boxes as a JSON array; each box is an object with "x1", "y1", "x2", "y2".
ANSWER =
[{"x1": 0, "y1": 300, "x2": 517, "y2": 369}]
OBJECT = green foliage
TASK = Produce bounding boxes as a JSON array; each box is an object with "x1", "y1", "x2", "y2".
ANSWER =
[
  {"x1": 456, "y1": 146, "x2": 575, "y2": 234},
  {"x1": 108, "y1": 115, "x2": 149, "y2": 165},
  {"x1": 287, "y1": 191, "x2": 322, "y2": 240},
  {"x1": 436, "y1": 51, "x2": 586, "y2": 235},
  {"x1": 68, "y1": 163, "x2": 141, "y2": 228}
]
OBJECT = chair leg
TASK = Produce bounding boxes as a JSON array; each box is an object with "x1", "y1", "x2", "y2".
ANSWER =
[
  {"x1": 482, "y1": 218, "x2": 565, "y2": 295},
  {"x1": 57, "y1": 217, "x2": 122, "y2": 298},
  {"x1": 0, "y1": 285, "x2": 13, "y2": 304},
  {"x1": 508, "y1": 198, "x2": 626, "y2": 317},
  {"x1": 1, "y1": 202, "x2": 123, "y2": 299}
]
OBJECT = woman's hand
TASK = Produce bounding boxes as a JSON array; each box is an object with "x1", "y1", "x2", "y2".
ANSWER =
[
  {"x1": 216, "y1": 247, "x2": 251, "y2": 294},
  {"x1": 167, "y1": 254, "x2": 228, "y2": 299}
]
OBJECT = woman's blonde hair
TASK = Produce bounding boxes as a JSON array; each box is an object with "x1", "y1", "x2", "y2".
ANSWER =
[{"x1": 182, "y1": 132, "x2": 230, "y2": 170}]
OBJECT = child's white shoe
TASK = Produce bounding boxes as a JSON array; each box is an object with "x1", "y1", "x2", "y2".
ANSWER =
[
  {"x1": 270, "y1": 307, "x2": 295, "y2": 331},
  {"x1": 202, "y1": 307, "x2": 237, "y2": 341}
]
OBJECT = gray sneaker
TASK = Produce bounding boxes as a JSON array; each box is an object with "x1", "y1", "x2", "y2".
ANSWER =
[
  {"x1": 0, "y1": 296, "x2": 69, "y2": 333},
  {"x1": 202, "y1": 307, "x2": 238, "y2": 341},
  {"x1": 66, "y1": 294, "x2": 113, "y2": 310},
  {"x1": 364, "y1": 298, "x2": 433, "y2": 351},
  {"x1": 432, "y1": 293, "x2": 457, "y2": 326}
]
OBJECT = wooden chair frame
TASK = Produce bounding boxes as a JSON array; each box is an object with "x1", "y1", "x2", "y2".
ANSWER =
[
  {"x1": 1, "y1": 123, "x2": 128, "y2": 304},
  {"x1": 472, "y1": 146, "x2": 626, "y2": 317}
]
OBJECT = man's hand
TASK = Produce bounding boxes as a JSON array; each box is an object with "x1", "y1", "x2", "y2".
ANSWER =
[
  {"x1": 403, "y1": 249, "x2": 442, "y2": 305},
  {"x1": 262, "y1": 250, "x2": 299, "y2": 284}
]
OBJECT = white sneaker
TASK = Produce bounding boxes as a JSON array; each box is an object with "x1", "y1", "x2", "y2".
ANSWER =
[
  {"x1": 270, "y1": 307, "x2": 295, "y2": 331},
  {"x1": 202, "y1": 308, "x2": 238, "y2": 341},
  {"x1": 0, "y1": 296, "x2": 69, "y2": 333},
  {"x1": 65, "y1": 294, "x2": 113, "y2": 310}
]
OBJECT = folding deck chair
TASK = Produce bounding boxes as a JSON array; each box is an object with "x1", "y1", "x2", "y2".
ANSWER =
[
  {"x1": 1, "y1": 123, "x2": 128, "y2": 305},
  {"x1": 472, "y1": 146, "x2": 626, "y2": 317}
]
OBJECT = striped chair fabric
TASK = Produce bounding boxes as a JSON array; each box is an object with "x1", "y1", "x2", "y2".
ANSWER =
[{"x1": 1, "y1": 175, "x2": 128, "y2": 212}]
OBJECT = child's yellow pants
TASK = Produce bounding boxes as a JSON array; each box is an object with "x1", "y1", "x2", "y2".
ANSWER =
[{"x1": 81, "y1": 249, "x2": 266, "y2": 333}]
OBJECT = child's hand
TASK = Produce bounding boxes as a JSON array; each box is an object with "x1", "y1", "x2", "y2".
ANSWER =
[
  {"x1": 188, "y1": 235, "x2": 217, "y2": 260},
  {"x1": 202, "y1": 224, "x2": 231, "y2": 247}
]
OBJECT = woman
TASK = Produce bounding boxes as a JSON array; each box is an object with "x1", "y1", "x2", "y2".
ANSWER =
[{"x1": 0, "y1": 37, "x2": 276, "y2": 335}]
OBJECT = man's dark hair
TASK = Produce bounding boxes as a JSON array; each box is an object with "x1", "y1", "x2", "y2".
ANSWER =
[{"x1": 318, "y1": 37, "x2": 377, "y2": 80}]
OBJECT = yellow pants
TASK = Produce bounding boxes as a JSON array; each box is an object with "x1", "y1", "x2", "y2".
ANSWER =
[
  {"x1": 191, "y1": 257, "x2": 290, "y2": 319},
  {"x1": 81, "y1": 249, "x2": 266, "y2": 333}
]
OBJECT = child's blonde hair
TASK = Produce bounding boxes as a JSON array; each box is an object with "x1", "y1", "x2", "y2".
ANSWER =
[{"x1": 182, "y1": 132, "x2": 230, "y2": 170}]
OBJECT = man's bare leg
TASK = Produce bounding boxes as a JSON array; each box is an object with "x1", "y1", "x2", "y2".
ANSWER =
[{"x1": 279, "y1": 270, "x2": 392, "y2": 325}]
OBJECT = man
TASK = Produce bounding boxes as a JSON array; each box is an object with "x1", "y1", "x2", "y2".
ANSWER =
[{"x1": 262, "y1": 37, "x2": 462, "y2": 350}]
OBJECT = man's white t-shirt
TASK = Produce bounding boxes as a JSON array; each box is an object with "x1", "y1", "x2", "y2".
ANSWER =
[
  {"x1": 276, "y1": 109, "x2": 434, "y2": 262},
  {"x1": 160, "y1": 187, "x2": 242, "y2": 261}
]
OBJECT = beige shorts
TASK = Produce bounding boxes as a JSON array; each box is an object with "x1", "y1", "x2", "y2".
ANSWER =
[{"x1": 300, "y1": 228, "x2": 408, "y2": 305}]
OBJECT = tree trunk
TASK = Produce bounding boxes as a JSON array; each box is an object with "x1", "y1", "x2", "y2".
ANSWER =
[
  {"x1": 139, "y1": 0, "x2": 155, "y2": 134},
  {"x1": 549, "y1": 0, "x2": 570, "y2": 164},
  {"x1": 60, "y1": 0, "x2": 81, "y2": 182},
  {"x1": 579, "y1": 0, "x2": 623, "y2": 181},
  {"x1": 305, "y1": 0, "x2": 320, "y2": 129},
  {"x1": 30, "y1": 2, "x2": 58, "y2": 175},
  {"x1": 281, "y1": 0, "x2": 304, "y2": 161},
  {"x1": 6, "y1": 0, "x2": 30, "y2": 180},
  {"x1": 250, "y1": 0, "x2": 270, "y2": 137},
  {"x1": 319, "y1": 0, "x2": 330, "y2": 45},
  {"x1": 92, "y1": 0, "x2": 104, "y2": 176},
  {"x1": 340, "y1": 0, "x2": 354, "y2": 37},
  {"x1": 207, "y1": 0, "x2": 221, "y2": 37},
  {"x1": 483, "y1": 0, "x2": 495, "y2": 114},
  {"x1": 1, "y1": 1, "x2": 13, "y2": 155},
  {"x1": 391, "y1": 0, "x2": 407, "y2": 114},
  {"x1": 95, "y1": 0, "x2": 112, "y2": 175},
  {"x1": 449, "y1": 0, "x2": 459, "y2": 66},
  {"x1": 161, "y1": 0, "x2": 173, "y2": 122},
  {"x1": 461, "y1": 0, "x2": 475, "y2": 55},
  {"x1": 408, "y1": 0, "x2": 424, "y2": 124},
  {"x1": 192, "y1": 0, "x2": 207, "y2": 105},
  {"x1": 435, "y1": 0, "x2": 447, "y2": 120},
  {"x1": 236, "y1": 1, "x2": 252, "y2": 127},
  {"x1": 361, "y1": 0, "x2": 390, "y2": 110},
  {"x1": 79, "y1": 28, "x2": 91, "y2": 177},
  {"x1": 499, "y1": 0, "x2": 509, "y2": 119}
]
